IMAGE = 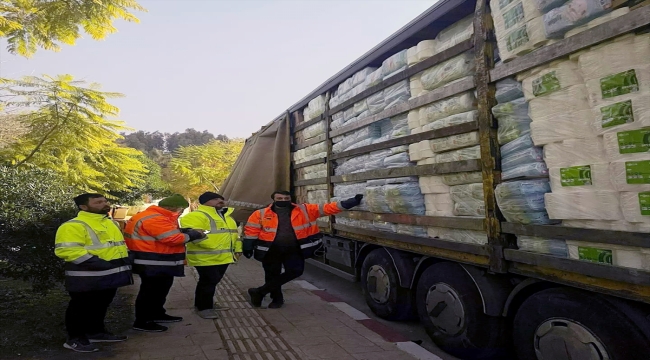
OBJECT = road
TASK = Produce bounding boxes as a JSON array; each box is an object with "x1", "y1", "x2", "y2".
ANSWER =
[{"x1": 301, "y1": 262, "x2": 459, "y2": 360}]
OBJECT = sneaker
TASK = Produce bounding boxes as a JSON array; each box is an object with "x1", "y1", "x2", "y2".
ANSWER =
[
  {"x1": 267, "y1": 300, "x2": 284, "y2": 309},
  {"x1": 248, "y1": 288, "x2": 263, "y2": 308},
  {"x1": 87, "y1": 332, "x2": 128, "y2": 343},
  {"x1": 133, "y1": 321, "x2": 168, "y2": 332},
  {"x1": 197, "y1": 309, "x2": 220, "y2": 319},
  {"x1": 213, "y1": 303, "x2": 230, "y2": 311},
  {"x1": 151, "y1": 314, "x2": 183, "y2": 323},
  {"x1": 63, "y1": 338, "x2": 99, "y2": 353}
]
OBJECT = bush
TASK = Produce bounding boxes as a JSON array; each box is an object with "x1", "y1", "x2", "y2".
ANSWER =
[{"x1": 0, "y1": 166, "x2": 77, "y2": 292}]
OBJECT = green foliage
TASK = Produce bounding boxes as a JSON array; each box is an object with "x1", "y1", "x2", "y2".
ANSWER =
[
  {"x1": 0, "y1": 166, "x2": 77, "y2": 292},
  {"x1": 120, "y1": 128, "x2": 229, "y2": 154},
  {"x1": 0, "y1": 0, "x2": 146, "y2": 57},
  {"x1": 0, "y1": 74, "x2": 147, "y2": 193},
  {"x1": 169, "y1": 139, "x2": 244, "y2": 199},
  {"x1": 110, "y1": 154, "x2": 171, "y2": 205}
]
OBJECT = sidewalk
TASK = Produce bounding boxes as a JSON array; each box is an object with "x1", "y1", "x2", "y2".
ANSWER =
[{"x1": 97, "y1": 259, "x2": 427, "y2": 360}]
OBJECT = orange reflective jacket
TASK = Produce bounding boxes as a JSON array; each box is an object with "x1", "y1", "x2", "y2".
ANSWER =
[
  {"x1": 244, "y1": 201, "x2": 343, "y2": 260},
  {"x1": 124, "y1": 206, "x2": 188, "y2": 277}
]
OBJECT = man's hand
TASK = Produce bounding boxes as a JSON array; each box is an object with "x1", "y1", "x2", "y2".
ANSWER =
[
  {"x1": 186, "y1": 229, "x2": 207, "y2": 241},
  {"x1": 235, "y1": 252, "x2": 243, "y2": 261},
  {"x1": 243, "y1": 250, "x2": 253, "y2": 259},
  {"x1": 340, "y1": 194, "x2": 364, "y2": 209}
]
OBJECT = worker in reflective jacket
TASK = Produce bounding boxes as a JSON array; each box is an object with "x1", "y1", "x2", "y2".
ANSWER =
[
  {"x1": 243, "y1": 190, "x2": 363, "y2": 308},
  {"x1": 180, "y1": 192, "x2": 242, "y2": 319},
  {"x1": 124, "y1": 194, "x2": 206, "y2": 332},
  {"x1": 55, "y1": 193, "x2": 132, "y2": 353}
]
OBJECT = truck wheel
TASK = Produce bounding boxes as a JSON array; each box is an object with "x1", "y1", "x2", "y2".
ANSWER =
[
  {"x1": 360, "y1": 249, "x2": 414, "y2": 321},
  {"x1": 416, "y1": 262, "x2": 510, "y2": 359},
  {"x1": 513, "y1": 287, "x2": 650, "y2": 360}
]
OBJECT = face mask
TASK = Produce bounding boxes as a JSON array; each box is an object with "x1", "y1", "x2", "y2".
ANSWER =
[{"x1": 274, "y1": 201, "x2": 291, "y2": 208}]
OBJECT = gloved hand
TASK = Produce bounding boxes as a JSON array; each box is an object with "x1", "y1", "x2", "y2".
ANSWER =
[
  {"x1": 340, "y1": 194, "x2": 363, "y2": 209},
  {"x1": 243, "y1": 238, "x2": 255, "y2": 258},
  {"x1": 186, "y1": 229, "x2": 207, "y2": 241},
  {"x1": 243, "y1": 250, "x2": 253, "y2": 259}
]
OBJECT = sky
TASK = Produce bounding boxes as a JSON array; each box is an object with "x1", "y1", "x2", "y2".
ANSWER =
[{"x1": 0, "y1": 0, "x2": 436, "y2": 139}]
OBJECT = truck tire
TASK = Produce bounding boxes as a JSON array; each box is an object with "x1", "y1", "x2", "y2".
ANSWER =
[
  {"x1": 513, "y1": 287, "x2": 650, "y2": 360},
  {"x1": 360, "y1": 249, "x2": 414, "y2": 321},
  {"x1": 416, "y1": 262, "x2": 510, "y2": 359}
]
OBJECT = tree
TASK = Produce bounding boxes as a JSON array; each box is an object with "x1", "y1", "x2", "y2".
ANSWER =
[
  {"x1": 0, "y1": 0, "x2": 146, "y2": 57},
  {"x1": 110, "y1": 154, "x2": 171, "y2": 205},
  {"x1": 118, "y1": 130, "x2": 165, "y2": 153},
  {"x1": 166, "y1": 128, "x2": 224, "y2": 153},
  {"x1": 169, "y1": 139, "x2": 244, "y2": 199},
  {"x1": 0, "y1": 74, "x2": 147, "y2": 193}
]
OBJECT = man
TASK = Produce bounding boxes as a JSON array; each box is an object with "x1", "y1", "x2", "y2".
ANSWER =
[
  {"x1": 124, "y1": 194, "x2": 207, "y2": 332},
  {"x1": 55, "y1": 193, "x2": 133, "y2": 353},
  {"x1": 244, "y1": 191, "x2": 363, "y2": 308},
  {"x1": 180, "y1": 192, "x2": 242, "y2": 319}
]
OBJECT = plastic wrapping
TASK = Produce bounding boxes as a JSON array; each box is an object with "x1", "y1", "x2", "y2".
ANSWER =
[
  {"x1": 584, "y1": 66, "x2": 650, "y2": 107},
  {"x1": 422, "y1": 110, "x2": 478, "y2": 132},
  {"x1": 417, "y1": 40, "x2": 438, "y2": 62},
  {"x1": 517, "y1": 236, "x2": 568, "y2": 256},
  {"x1": 382, "y1": 50, "x2": 408, "y2": 79},
  {"x1": 352, "y1": 68, "x2": 377, "y2": 87},
  {"x1": 496, "y1": 78, "x2": 525, "y2": 103},
  {"x1": 419, "y1": 176, "x2": 451, "y2": 194},
  {"x1": 497, "y1": 178, "x2": 551, "y2": 197},
  {"x1": 436, "y1": 16, "x2": 474, "y2": 53},
  {"x1": 335, "y1": 154, "x2": 370, "y2": 175},
  {"x1": 293, "y1": 141, "x2": 327, "y2": 164},
  {"x1": 528, "y1": 85, "x2": 591, "y2": 121},
  {"x1": 303, "y1": 95, "x2": 326, "y2": 122},
  {"x1": 501, "y1": 134, "x2": 535, "y2": 158},
  {"x1": 620, "y1": 191, "x2": 650, "y2": 224},
  {"x1": 424, "y1": 193, "x2": 454, "y2": 215},
  {"x1": 384, "y1": 152, "x2": 411, "y2": 168},
  {"x1": 521, "y1": 60, "x2": 584, "y2": 100},
  {"x1": 331, "y1": 112, "x2": 346, "y2": 131},
  {"x1": 563, "y1": 219, "x2": 638, "y2": 231},
  {"x1": 365, "y1": 68, "x2": 384, "y2": 88},
  {"x1": 529, "y1": 109, "x2": 596, "y2": 145},
  {"x1": 492, "y1": 97, "x2": 529, "y2": 120},
  {"x1": 498, "y1": 116, "x2": 531, "y2": 145},
  {"x1": 496, "y1": 181, "x2": 550, "y2": 223},
  {"x1": 450, "y1": 183, "x2": 484, "y2": 201},
  {"x1": 442, "y1": 171, "x2": 484, "y2": 185},
  {"x1": 396, "y1": 224, "x2": 428, "y2": 237},
  {"x1": 434, "y1": 145, "x2": 481, "y2": 164},
  {"x1": 496, "y1": 17, "x2": 549, "y2": 62},
  {"x1": 502, "y1": 146, "x2": 544, "y2": 172},
  {"x1": 391, "y1": 145, "x2": 409, "y2": 154},
  {"x1": 385, "y1": 183, "x2": 426, "y2": 215},
  {"x1": 408, "y1": 110, "x2": 421, "y2": 130},
  {"x1": 543, "y1": 137, "x2": 607, "y2": 168},
  {"x1": 334, "y1": 182, "x2": 367, "y2": 198},
  {"x1": 368, "y1": 177, "x2": 418, "y2": 187},
  {"x1": 545, "y1": 191, "x2": 623, "y2": 220},
  {"x1": 367, "y1": 91, "x2": 385, "y2": 115},
  {"x1": 566, "y1": 240, "x2": 649, "y2": 270},
  {"x1": 591, "y1": 93, "x2": 650, "y2": 134},
  {"x1": 534, "y1": 0, "x2": 568, "y2": 12},
  {"x1": 502, "y1": 162, "x2": 549, "y2": 180},
  {"x1": 300, "y1": 163, "x2": 327, "y2": 180},
  {"x1": 410, "y1": 75, "x2": 425, "y2": 99},
  {"x1": 307, "y1": 190, "x2": 329, "y2": 204},
  {"x1": 353, "y1": 100, "x2": 369, "y2": 117},
  {"x1": 428, "y1": 227, "x2": 488, "y2": 245},
  {"x1": 609, "y1": 161, "x2": 650, "y2": 192},
  {"x1": 492, "y1": 0, "x2": 543, "y2": 38},
  {"x1": 578, "y1": 34, "x2": 650, "y2": 81},
  {"x1": 301, "y1": 121, "x2": 326, "y2": 141},
  {"x1": 407, "y1": 46, "x2": 420, "y2": 67},
  {"x1": 429, "y1": 132, "x2": 479, "y2": 153},
  {"x1": 420, "y1": 52, "x2": 475, "y2": 91},
  {"x1": 603, "y1": 129, "x2": 650, "y2": 162},
  {"x1": 450, "y1": 183, "x2": 485, "y2": 216},
  {"x1": 365, "y1": 186, "x2": 391, "y2": 213},
  {"x1": 543, "y1": 0, "x2": 613, "y2": 39},
  {"x1": 384, "y1": 80, "x2": 411, "y2": 109},
  {"x1": 420, "y1": 92, "x2": 476, "y2": 125}
]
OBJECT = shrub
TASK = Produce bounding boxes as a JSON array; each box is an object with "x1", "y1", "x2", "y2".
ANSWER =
[{"x1": 0, "y1": 166, "x2": 77, "y2": 292}]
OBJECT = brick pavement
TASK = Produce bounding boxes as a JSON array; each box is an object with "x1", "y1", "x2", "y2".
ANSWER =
[{"x1": 94, "y1": 259, "x2": 424, "y2": 360}]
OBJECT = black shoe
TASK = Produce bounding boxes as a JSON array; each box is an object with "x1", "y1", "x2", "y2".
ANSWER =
[
  {"x1": 268, "y1": 300, "x2": 284, "y2": 309},
  {"x1": 151, "y1": 314, "x2": 183, "y2": 323},
  {"x1": 133, "y1": 321, "x2": 168, "y2": 332},
  {"x1": 87, "y1": 332, "x2": 128, "y2": 343},
  {"x1": 248, "y1": 288, "x2": 263, "y2": 308},
  {"x1": 63, "y1": 338, "x2": 99, "y2": 353}
]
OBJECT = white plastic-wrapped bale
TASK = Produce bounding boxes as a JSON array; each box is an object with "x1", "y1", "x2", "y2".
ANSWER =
[
  {"x1": 603, "y1": 128, "x2": 650, "y2": 162},
  {"x1": 491, "y1": 0, "x2": 543, "y2": 43},
  {"x1": 424, "y1": 193, "x2": 455, "y2": 217},
  {"x1": 382, "y1": 50, "x2": 408, "y2": 80},
  {"x1": 335, "y1": 155, "x2": 369, "y2": 175},
  {"x1": 422, "y1": 110, "x2": 478, "y2": 132},
  {"x1": 578, "y1": 34, "x2": 650, "y2": 81},
  {"x1": 609, "y1": 161, "x2": 650, "y2": 192},
  {"x1": 407, "y1": 46, "x2": 420, "y2": 67},
  {"x1": 528, "y1": 84, "x2": 590, "y2": 121},
  {"x1": 435, "y1": 15, "x2": 474, "y2": 54},
  {"x1": 365, "y1": 186, "x2": 391, "y2": 213},
  {"x1": 303, "y1": 95, "x2": 326, "y2": 122},
  {"x1": 385, "y1": 182, "x2": 426, "y2": 215},
  {"x1": 367, "y1": 150, "x2": 393, "y2": 171},
  {"x1": 442, "y1": 171, "x2": 484, "y2": 185},
  {"x1": 520, "y1": 60, "x2": 584, "y2": 101},
  {"x1": 352, "y1": 67, "x2": 377, "y2": 87},
  {"x1": 492, "y1": 96, "x2": 531, "y2": 145},
  {"x1": 496, "y1": 17, "x2": 549, "y2": 62},
  {"x1": 496, "y1": 179, "x2": 553, "y2": 224},
  {"x1": 410, "y1": 75, "x2": 425, "y2": 99},
  {"x1": 307, "y1": 190, "x2": 329, "y2": 204},
  {"x1": 496, "y1": 78, "x2": 524, "y2": 103},
  {"x1": 566, "y1": 240, "x2": 650, "y2": 270},
  {"x1": 502, "y1": 146, "x2": 544, "y2": 174},
  {"x1": 420, "y1": 52, "x2": 475, "y2": 91},
  {"x1": 299, "y1": 120, "x2": 326, "y2": 141},
  {"x1": 384, "y1": 80, "x2": 411, "y2": 109},
  {"x1": 331, "y1": 112, "x2": 346, "y2": 131},
  {"x1": 420, "y1": 92, "x2": 476, "y2": 125},
  {"x1": 564, "y1": 7, "x2": 629, "y2": 39},
  {"x1": 367, "y1": 177, "x2": 418, "y2": 187},
  {"x1": 543, "y1": 0, "x2": 613, "y2": 39},
  {"x1": 429, "y1": 132, "x2": 480, "y2": 153},
  {"x1": 420, "y1": 176, "x2": 451, "y2": 194},
  {"x1": 517, "y1": 236, "x2": 568, "y2": 256},
  {"x1": 529, "y1": 110, "x2": 596, "y2": 145},
  {"x1": 591, "y1": 93, "x2": 650, "y2": 135},
  {"x1": 298, "y1": 163, "x2": 327, "y2": 180},
  {"x1": 434, "y1": 145, "x2": 481, "y2": 164},
  {"x1": 450, "y1": 183, "x2": 485, "y2": 216},
  {"x1": 367, "y1": 91, "x2": 385, "y2": 115},
  {"x1": 417, "y1": 40, "x2": 437, "y2": 62},
  {"x1": 620, "y1": 191, "x2": 650, "y2": 224},
  {"x1": 293, "y1": 142, "x2": 327, "y2": 164},
  {"x1": 364, "y1": 68, "x2": 383, "y2": 89},
  {"x1": 545, "y1": 191, "x2": 623, "y2": 220},
  {"x1": 543, "y1": 137, "x2": 608, "y2": 168}
]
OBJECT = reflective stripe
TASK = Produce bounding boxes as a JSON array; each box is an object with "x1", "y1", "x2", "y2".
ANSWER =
[
  {"x1": 256, "y1": 246, "x2": 270, "y2": 251},
  {"x1": 65, "y1": 265, "x2": 132, "y2": 277},
  {"x1": 300, "y1": 239, "x2": 323, "y2": 249},
  {"x1": 245, "y1": 222, "x2": 261, "y2": 229},
  {"x1": 67, "y1": 220, "x2": 102, "y2": 246},
  {"x1": 86, "y1": 241, "x2": 126, "y2": 250},
  {"x1": 259, "y1": 208, "x2": 266, "y2": 219},
  {"x1": 71, "y1": 253, "x2": 93, "y2": 264},
  {"x1": 64, "y1": 220, "x2": 126, "y2": 250},
  {"x1": 55, "y1": 242, "x2": 85, "y2": 248},
  {"x1": 155, "y1": 229, "x2": 183, "y2": 240},
  {"x1": 264, "y1": 227, "x2": 277, "y2": 233},
  {"x1": 336, "y1": 201, "x2": 345, "y2": 211},
  {"x1": 128, "y1": 214, "x2": 163, "y2": 241},
  {"x1": 133, "y1": 259, "x2": 185, "y2": 266},
  {"x1": 196, "y1": 211, "x2": 239, "y2": 235},
  {"x1": 244, "y1": 236, "x2": 259, "y2": 240},
  {"x1": 293, "y1": 223, "x2": 310, "y2": 231},
  {"x1": 318, "y1": 204, "x2": 326, "y2": 217},
  {"x1": 187, "y1": 249, "x2": 233, "y2": 255}
]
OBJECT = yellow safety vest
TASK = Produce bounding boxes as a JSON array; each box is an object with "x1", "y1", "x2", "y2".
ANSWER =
[
  {"x1": 180, "y1": 205, "x2": 242, "y2": 266},
  {"x1": 54, "y1": 211, "x2": 133, "y2": 292}
]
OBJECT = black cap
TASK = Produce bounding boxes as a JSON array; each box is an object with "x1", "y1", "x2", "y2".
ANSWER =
[{"x1": 199, "y1": 192, "x2": 224, "y2": 205}]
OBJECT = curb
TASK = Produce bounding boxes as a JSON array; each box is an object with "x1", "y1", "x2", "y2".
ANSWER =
[{"x1": 292, "y1": 280, "x2": 443, "y2": 360}]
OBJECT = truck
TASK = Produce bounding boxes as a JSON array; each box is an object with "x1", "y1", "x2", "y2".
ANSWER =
[{"x1": 221, "y1": 1, "x2": 650, "y2": 359}]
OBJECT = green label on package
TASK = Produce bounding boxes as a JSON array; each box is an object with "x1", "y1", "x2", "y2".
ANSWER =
[
  {"x1": 617, "y1": 129, "x2": 650, "y2": 154},
  {"x1": 503, "y1": 2, "x2": 525, "y2": 30},
  {"x1": 640, "y1": 192, "x2": 650, "y2": 216},
  {"x1": 532, "y1": 71, "x2": 561, "y2": 97},
  {"x1": 601, "y1": 100, "x2": 634, "y2": 128},
  {"x1": 506, "y1": 25, "x2": 529, "y2": 52},
  {"x1": 498, "y1": 0, "x2": 516, "y2": 10},
  {"x1": 560, "y1": 165, "x2": 592, "y2": 187},
  {"x1": 600, "y1": 69, "x2": 639, "y2": 99},
  {"x1": 578, "y1": 247, "x2": 613, "y2": 265},
  {"x1": 626, "y1": 161, "x2": 650, "y2": 184}
]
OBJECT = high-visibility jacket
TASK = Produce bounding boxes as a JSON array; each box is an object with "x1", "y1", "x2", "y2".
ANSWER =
[
  {"x1": 243, "y1": 202, "x2": 343, "y2": 260},
  {"x1": 124, "y1": 206, "x2": 188, "y2": 277},
  {"x1": 55, "y1": 211, "x2": 133, "y2": 293},
  {"x1": 180, "y1": 205, "x2": 242, "y2": 266}
]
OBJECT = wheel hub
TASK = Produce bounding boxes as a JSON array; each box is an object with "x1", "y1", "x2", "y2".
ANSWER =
[
  {"x1": 534, "y1": 318, "x2": 610, "y2": 360},
  {"x1": 366, "y1": 265, "x2": 390, "y2": 304},
  {"x1": 425, "y1": 283, "x2": 465, "y2": 335}
]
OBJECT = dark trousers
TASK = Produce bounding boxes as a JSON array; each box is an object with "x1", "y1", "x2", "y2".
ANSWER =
[
  {"x1": 259, "y1": 245, "x2": 304, "y2": 302},
  {"x1": 195, "y1": 265, "x2": 230, "y2": 310},
  {"x1": 66, "y1": 288, "x2": 117, "y2": 339},
  {"x1": 134, "y1": 275, "x2": 174, "y2": 322}
]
